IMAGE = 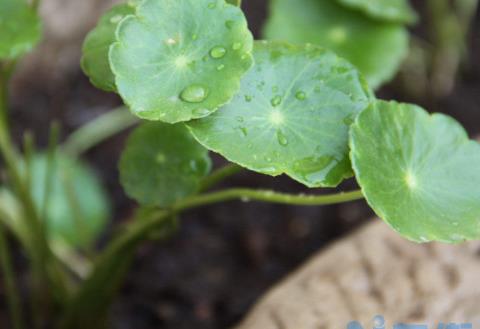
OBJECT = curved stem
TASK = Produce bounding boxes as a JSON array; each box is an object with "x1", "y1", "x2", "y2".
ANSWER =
[
  {"x1": 175, "y1": 188, "x2": 364, "y2": 210},
  {"x1": 199, "y1": 164, "x2": 243, "y2": 191},
  {"x1": 62, "y1": 107, "x2": 138, "y2": 158},
  {"x1": 0, "y1": 226, "x2": 25, "y2": 329}
]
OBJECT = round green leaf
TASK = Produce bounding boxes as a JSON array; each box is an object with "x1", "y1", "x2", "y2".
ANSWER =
[
  {"x1": 188, "y1": 41, "x2": 372, "y2": 188},
  {"x1": 110, "y1": 0, "x2": 254, "y2": 123},
  {"x1": 336, "y1": 0, "x2": 418, "y2": 25},
  {"x1": 350, "y1": 101, "x2": 480, "y2": 243},
  {"x1": 27, "y1": 153, "x2": 111, "y2": 248},
  {"x1": 263, "y1": 0, "x2": 408, "y2": 89},
  {"x1": 119, "y1": 122, "x2": 212, "y2": 207},
  {"x1": 81, "y1": 3, "x2": 136, "y2": 92},
  {"x1": 0, "y1": 0, "x2": 42, "y2": 60}
]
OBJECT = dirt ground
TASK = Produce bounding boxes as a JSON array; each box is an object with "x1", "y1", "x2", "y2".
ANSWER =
[{"x1": 4, "y1": 1, "x2": 480, "y2": 328}]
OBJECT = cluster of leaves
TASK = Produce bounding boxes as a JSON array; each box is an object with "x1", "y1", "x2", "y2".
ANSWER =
[{"x1": 79, "y1": 0, "x2": 480, "y2": 244}]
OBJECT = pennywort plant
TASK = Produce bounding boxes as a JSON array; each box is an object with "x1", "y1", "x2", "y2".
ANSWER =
[{"x1": 0, "y1": 0, "x2": 478, "y2": 328}]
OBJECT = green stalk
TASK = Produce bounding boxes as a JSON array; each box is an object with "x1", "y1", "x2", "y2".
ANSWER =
[
  {"x1": 59, "y1": 188, "x2": 363, "y2": 328},
  {"x1": 62, "y1": 107, "x2": 138, "y2": 158},
  {"x1": 0, "y1": 225, "x2": 25, "y2": 329},
  {"x1": 0, "y1": 65, "x2": 68, "y2": 327},
  {"x1": 41, "y1": 122, "x2": 59, "y2": 222}
]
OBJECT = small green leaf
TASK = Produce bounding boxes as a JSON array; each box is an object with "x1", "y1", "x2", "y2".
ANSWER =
[
  {"x1": 335, "y1": 0, "x2": 418, "y2": 24},
  {"x1": 350, "y1": 101, "x2": 480, "y2": 243},
  {"x1": 188, "y1": 41, "x2": 372, "y2": 188},
  {"x1": 119, "y1": 122, "x2": 212, "y2": 207},
  {"x1": 263, "y1": 0, "x2": 408, "y2": 89},
  {"x1": 110, "y1": 0, "x2": 254, "y2": 123},
  {"x1": 81, "y1": 3, "x2": 136, "y2": 92},
  {"x1": 27, "y1": 153, "x2": 111, "y2": 248},
  {"x1": 0, "y1": 0, "x2": 42, "y2": 60}
]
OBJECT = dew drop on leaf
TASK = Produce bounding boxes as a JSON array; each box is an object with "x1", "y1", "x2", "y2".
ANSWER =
[
  {"x1": 270, "y1": 95, "x2": 282, "y2": 107},
  {"x1": 207, "y1": 2, "x2": 216, "y2": 9},
  {"x1": 232, "y1": 42, "x2": 242, "y2": 50},
  {"x1": 276, "y1": 130, "x2": 288, "y2": 146},
  {"x1": 244, "y1": 95, "x2": 252, "y2": 102},
  {"x1": 110, "y1": 15, "x2": 123, "y2": 24},
  {"x1": 180, "y1": 85, "x2": 208, "y2": 103},
  {"x1": 210, "y1": 46, "x2": 227, "y2": 59},
  {"x1": 193, "y1": 108, "x2": 211, "y2": 117},
  {"x1": 217, "y1": 64, "x2": 225, "y2": 71},
  {"x1": 239, "y1": 127, "x2": 248, "y2": 136},
  {"x1": 225, "y1": 20, "x2": 234, "y2": 29},
  {"x1": 295, "y1": 91, "x2": 306, "y2": 100}
]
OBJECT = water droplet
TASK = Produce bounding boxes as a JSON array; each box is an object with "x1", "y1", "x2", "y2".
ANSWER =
[
  {"x1": 210, "y1": 46, "x2": 227, "y2": 59},
  {"x1": 110, "y1": 15, "x2": 123, "y2": 24},
  {"x1": 232, "y1": 42, "x2": 242, "y2": 50},
  {"x1": 295, "y1": 91, "x2": 306, "y2": 100},
  {"x1": 264, "y1": 156, "x2": 272, "y2": 163},
  {"x1": 239, "y1": 127, "x2": 248, "y2": 137},
  {"x1": 276, "y1": 130, "x2": 288, "y2": 146},
  {"x1": 216, "y1": 64, "x2": 225, "y2": 71},
  {"x1": 272, "y1": 86, "x2": 279, "y2": 92},
  {"x1": 270, "y1": 95, "x2": 282, "y2": 107},
  {"x1": 192, "y1": 34, "x2": 198, "y2": 40},
  {"x1": 155, "y1": 153, "x2": 166, "y2": 164},
  {"x1": 192, "y1": 108, "x2": 211, "y2": 116},
  {"x1": 165, "y1": 38, "x2": 177, "y2": 45},
  {"x1": 244, "y1": 95, "x2": 252, "y2": 102},
  {"x1": 180, "y1": 85, "x2": 208, "y2": 103},
  {"x1": 236, "y1": 116, "x2": 244, "y2": 123},
  {"x1": 225, "y1": 20, "x2": 234, "y2": 29},
  {"x1": 208, "y1": 2, "x2": 216, "y2": 9},
  {"x1": 202, "y1": 55, "x2": 209, "y2": 62}
]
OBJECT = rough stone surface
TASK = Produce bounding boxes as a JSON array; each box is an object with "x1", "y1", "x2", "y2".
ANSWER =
[{"x1": 236, "y1": 220, "x2": 480, "y2": 329}]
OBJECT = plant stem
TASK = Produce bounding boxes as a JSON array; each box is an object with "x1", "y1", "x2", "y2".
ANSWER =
[
  {"x1": 176, "y1": 188, "x2": 364, "y2": 209},
  {"x1": 0, "y1": 226, "x2": 25, "y2": 329},
  {"x1": 60, "y1": 188, "x2": 363, "y2": 328},
  {"x1": 62, "y1": 107, "x2": 138, "y2": 158},
  {"x1": 199, "y1": 164, "x2": 243, "y2": 191}
]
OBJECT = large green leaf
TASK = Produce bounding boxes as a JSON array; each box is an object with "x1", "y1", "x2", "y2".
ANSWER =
[
  {"x1": 110, "y1": 0, "x2": 254, "y2": 123},
  {"x1": 336, "y1": 0, "x2": 417, "y2": 24},
  {"x1": 350, "y1": 101, "x2": 480, "y2": 243},
  {"x1": 263, "y1": 0, "x2": 408, "y2": 89},
  {"x1": 0, "y1": 0, "x2": 42, "y2": 60},
  {"x1": 188, "y1": 41, "x2": 372, "y2": 188},
  {"x1": 81, "y1": 3, "x2": 136, "y2": 92},
  {"x1": 119, "y1": 122, "x2": 212, "y2": 207},
  {"x1": 27, "y1": 153, "x2": 111, "y2": 248}
]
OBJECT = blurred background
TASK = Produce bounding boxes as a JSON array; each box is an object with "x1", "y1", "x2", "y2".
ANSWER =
[{"x1": 3, "y1": 0, "x2": 480, "y2": 328}]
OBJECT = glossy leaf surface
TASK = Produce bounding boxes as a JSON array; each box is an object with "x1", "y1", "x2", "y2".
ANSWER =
[
  {"x1": 110, "y1": 0, "x2": 254, "y2": 123},
  {"x1": 350, "y1": 101, "x2": 480, "y2": 243},
  {"x1": 28, "y1": 153, "x2": 111, "y2": 248},
  {"x1": 0, "y1": 0, "x2": 41, "y2": 60},
  {"x1": 264, "y1": 0, "x2": 408, "y2": 89},
  {"x1": 188, "y1": 41, "x2": 372, "y2": 188},
  {"x1": 120, "y1": 122, "x2": 212, "y2": 207},
  {"x1": 81, "y1": 3, "x2": 136, "y2": 92},
  {"x1": 336, "y1": 0, "x2": 417, "y2": 24}
]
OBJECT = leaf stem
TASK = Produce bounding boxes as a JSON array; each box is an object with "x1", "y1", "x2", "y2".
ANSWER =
[
  {"x1": 176, "y1": 188, "x2": 364, "y2": 210},
  {"x1": 62, "y1": 107, "x2": 138, "y2": 158},
  {"x1": 0, "y1": 226, "x2": 25, "y2": 329},
  {"x1": 199, "y1": 164, "x2": 243, "y2": 191}
]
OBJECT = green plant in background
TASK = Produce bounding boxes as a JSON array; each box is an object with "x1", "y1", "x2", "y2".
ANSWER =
[{"x1": 0, "y1": 0, "x2": 478, "y2": 328}]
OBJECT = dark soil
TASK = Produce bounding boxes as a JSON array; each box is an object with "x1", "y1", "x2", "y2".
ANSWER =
[{"x1": 5, "y1": 1, "x2": 480, "y2": 328}]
